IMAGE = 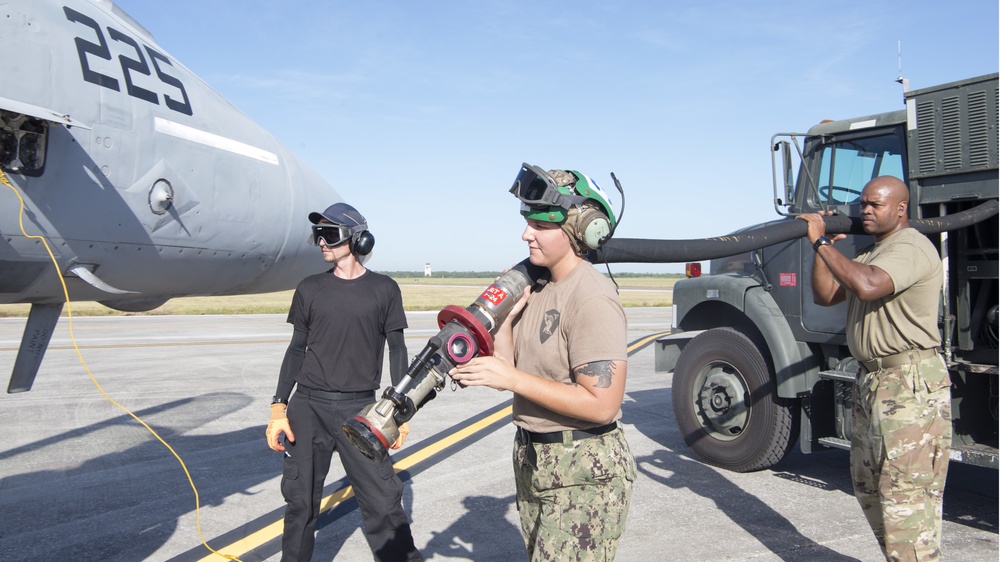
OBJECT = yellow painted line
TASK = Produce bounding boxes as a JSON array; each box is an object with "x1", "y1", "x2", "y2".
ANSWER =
[
  {"x1": 199, "y1": 331, "x2": 667, "y2": 560},
  {"x1": 629, "y1": 331, "x2": 670, "y2": 352},
  {"x1": 199, "y1": 406, "x2": 513, "y2": 561},
  {"x1": 392, "y1": 405, "x2": 512, "y2": 471}
]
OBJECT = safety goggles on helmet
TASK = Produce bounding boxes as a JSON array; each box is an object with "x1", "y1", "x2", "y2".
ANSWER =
[
  {"x1": 509, "y1": 163, "x2": 588, "y2": 211},
  {"x1": 310, "y1": 224, "x2": 353, "y2": 247}
]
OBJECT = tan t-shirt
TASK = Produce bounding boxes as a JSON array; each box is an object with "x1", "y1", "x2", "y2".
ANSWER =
[
  {"x1": 846, "y1": 227, "x2": 942, "y2": 362},
  {"x1": 511, "y1": 261, "x2": 628, "y2": 432}
]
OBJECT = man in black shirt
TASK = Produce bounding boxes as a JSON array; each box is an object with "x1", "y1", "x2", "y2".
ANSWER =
[{"x1": 265, "y1": 202, "x2": 422, "y2": 562}]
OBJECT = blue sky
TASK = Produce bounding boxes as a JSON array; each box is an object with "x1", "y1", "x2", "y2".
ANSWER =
[{"x1": 112, "y1": 1, "x2": 998, "y2": 273}]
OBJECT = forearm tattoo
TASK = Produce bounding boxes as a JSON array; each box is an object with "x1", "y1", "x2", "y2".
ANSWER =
[{"x1": 575, "y1": 360, "x2": 617, "y2": 389}]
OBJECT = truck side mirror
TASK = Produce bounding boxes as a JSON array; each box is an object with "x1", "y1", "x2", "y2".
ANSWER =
[{"x1": 779, "y1": 141, "x2": 794, "y2": 204}]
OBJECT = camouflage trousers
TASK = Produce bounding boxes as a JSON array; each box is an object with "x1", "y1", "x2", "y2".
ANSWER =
[
  {"x1": 513, "y1": 426, "x2": 636, "y2": 562},
  {"x1": 851, "y1": 355, "x2": 951, "y2": 562}
]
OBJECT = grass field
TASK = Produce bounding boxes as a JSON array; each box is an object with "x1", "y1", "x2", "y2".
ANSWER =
[{"x1": 0, "y1": 275, "x2": 676, "y2": 318}]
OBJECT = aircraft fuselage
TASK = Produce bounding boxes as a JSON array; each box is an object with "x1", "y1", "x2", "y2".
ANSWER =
[{"x1": 1, "y1": 0, "x2": 338, "y2": 311}]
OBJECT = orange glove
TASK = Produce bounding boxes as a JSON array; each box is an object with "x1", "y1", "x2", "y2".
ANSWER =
[{"x1": 266, "y1": 403, "x2": 295, "y2": 452}]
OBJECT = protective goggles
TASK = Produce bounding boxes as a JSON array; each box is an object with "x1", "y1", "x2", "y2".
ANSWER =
[
  {"x1": 310, "y1": 224, "x2": 353, "y2": 247},
  {"x1": 509, "y1": 163, "x2": 587, "y2": 210}
]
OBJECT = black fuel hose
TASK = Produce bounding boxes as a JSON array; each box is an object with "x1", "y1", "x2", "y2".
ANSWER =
[{"x1": 590, "y1": 199, "x2": 998, "y2": 264}]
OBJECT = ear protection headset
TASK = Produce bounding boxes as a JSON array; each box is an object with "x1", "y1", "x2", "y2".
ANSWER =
[
  {"x1": 572, "y1": 202, "x2": 612, "y2": 250},
  {"x1": 351, "y1": 228, "x2": 375, "y2": 256},
  {"x1": 565, "y1": 171, "x2": 615, "y2": 250}
]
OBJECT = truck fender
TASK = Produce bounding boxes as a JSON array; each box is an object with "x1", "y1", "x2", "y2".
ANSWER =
[
  {"x1": 672, "y1": 275, "x2": 820, "y2": 398},
  {"x1": 654, "y1": 330, "x2": 704, "y2": 373}
]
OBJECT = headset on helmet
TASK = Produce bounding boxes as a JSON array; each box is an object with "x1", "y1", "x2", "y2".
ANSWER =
[{"x1": 510, "y1": 163, "x2": 618, "y2": 250}]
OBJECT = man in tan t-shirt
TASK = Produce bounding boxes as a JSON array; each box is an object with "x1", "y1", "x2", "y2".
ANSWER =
[{"x1": 799, "y1": 176, "x2": 951, "y2": 562}]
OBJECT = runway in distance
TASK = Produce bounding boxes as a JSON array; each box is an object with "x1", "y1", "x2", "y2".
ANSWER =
[{"x1": 0, "y1": 0, "x2": 342, "y2": 392}]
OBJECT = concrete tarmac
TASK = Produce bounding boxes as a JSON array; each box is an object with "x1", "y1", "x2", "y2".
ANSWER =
[{"x1": 0, "y1": 310, "x2": 996, "y2": 561}]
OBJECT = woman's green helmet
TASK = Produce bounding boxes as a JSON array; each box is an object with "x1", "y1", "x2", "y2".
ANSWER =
[{"x1": 509, "y1": 163, "x2": 617, "y2": 228}]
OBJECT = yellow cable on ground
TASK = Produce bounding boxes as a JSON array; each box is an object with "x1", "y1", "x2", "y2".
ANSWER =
[{"x1": 1, "y1": 168, "x2": 241, "y2": 561}]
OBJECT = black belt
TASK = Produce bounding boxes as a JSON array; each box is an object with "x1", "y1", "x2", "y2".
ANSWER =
[
  {"x1": 295, "y1": 385, "x2": 375, "y2": 401},
  {"x1": 517, "y1": 422, "x2": 618, "y2": 445}
]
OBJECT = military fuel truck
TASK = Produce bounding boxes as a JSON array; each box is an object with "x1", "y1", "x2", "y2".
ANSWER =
[{"x1": 598, "y1": 73, "x2": 998, "y2": 472}]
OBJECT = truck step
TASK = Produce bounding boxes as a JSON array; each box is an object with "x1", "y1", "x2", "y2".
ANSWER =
[
  {"x1": 818, "y1": 439, "x2": 998, "y2": 469},
  {"x1": 818, "y1": 369, "x2": 855, "y2": 383},
  {"x1": 817, "y1": 437, "x2": 851, "y2": 451},
  {"x1": 950, "y1": 444, "x2": 999, "y2": 469}
]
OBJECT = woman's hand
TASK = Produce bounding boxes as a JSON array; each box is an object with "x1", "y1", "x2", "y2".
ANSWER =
[{"x1": 449, "y1": 354, "x2": 520, "y2": 392}]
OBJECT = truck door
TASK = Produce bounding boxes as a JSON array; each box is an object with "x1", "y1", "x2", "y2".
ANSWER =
[{"x1": 798, "y1": 129, "x2": 905, "y2": 335}]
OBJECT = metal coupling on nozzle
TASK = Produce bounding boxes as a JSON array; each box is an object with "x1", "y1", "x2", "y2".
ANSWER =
[{"x1": 343, "y1": 399, "x2": 400, "y2": 464}]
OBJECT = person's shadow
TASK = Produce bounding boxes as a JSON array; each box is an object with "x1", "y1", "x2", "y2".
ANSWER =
[{"x1": 421, "y1": 494, "x2": 523, "y2": 560}]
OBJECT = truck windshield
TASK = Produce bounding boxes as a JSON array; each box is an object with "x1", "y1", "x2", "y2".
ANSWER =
[{"x1": 805, "y1": 132, "x2": 904, "y2": 207}]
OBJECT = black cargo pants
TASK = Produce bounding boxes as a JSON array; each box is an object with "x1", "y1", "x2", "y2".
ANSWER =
[{"x1": 281, "y1": 387, "x2": 422, "y2": 562}]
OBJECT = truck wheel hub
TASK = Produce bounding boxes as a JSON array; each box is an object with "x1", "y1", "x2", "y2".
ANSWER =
[{"x1": 697, "y1": 369, "x2": 749, "y2": 437}]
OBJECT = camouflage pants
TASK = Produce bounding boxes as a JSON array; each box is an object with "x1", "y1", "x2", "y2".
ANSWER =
[
  {"x1": 513, "y1": 426, "x2": 636, "y2": 562},
  {"x1": 851, "y1": 355, "x2": 951, "y2": 562}
]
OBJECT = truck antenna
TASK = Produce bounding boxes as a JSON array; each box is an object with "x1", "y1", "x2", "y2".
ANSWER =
[{"x1": 895, "y1": 40, "x2": 910, "y2": 96}]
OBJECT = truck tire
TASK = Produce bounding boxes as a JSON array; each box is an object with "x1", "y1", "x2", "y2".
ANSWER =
[{"x1": 671, "y1": 327, "x2": 797, "y2": 472}]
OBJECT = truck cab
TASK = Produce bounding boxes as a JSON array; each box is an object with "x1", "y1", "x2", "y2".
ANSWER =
[{"x1": 658, "y1": 73, "x2": 998, "y2": 472}]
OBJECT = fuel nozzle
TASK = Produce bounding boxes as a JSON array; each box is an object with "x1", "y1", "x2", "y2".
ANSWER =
[{"x1": 343, "y1": 258, "x2": 547, "y2": 462}]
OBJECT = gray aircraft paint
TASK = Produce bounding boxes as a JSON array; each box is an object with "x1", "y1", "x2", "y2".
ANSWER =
[{"x1": 1, "y1": 0, "x2": 341, "y2": 390}]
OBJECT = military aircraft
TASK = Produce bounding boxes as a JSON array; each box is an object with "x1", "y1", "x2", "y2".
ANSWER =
[{"x1": 1, "y1": 0, "x2": 342, "y2": 392}]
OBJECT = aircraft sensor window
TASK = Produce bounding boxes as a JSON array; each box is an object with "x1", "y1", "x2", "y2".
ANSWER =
[{"x1": 0, "y1": 110, "x2": 47, "y2": 176}]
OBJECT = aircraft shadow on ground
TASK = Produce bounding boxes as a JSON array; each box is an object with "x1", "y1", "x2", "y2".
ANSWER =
[{"x1": 0, "y1": 392, "x2": 277, "y2": 562}]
